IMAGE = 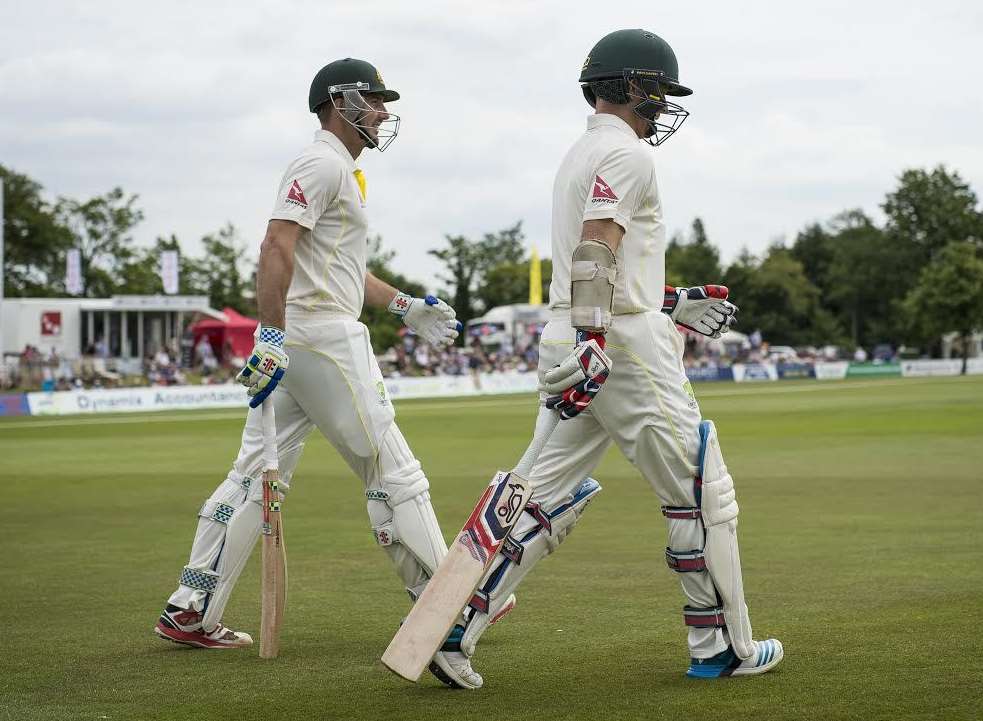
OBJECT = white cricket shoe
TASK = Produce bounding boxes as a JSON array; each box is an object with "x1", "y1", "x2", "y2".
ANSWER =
[
  {"x1": 428, "y1": 625, "x2": 483, "y2": 689},
  {"x1": 687, "y1": 638, "x2": 784, "y2": 678},
  {"x1": 154, "y1": 604, "x2": 253, "y2": 649}
]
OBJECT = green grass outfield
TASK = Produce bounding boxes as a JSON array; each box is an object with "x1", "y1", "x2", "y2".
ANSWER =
[{"x1": 2, "y1": 376, "x2": 981, "y2": 721}]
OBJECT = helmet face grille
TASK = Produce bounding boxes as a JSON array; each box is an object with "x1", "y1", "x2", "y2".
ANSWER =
[
  {"x1": 624, "y1": 69, "x2": 689, "y2": 146},
  {"x1": 328, "y1": 86, "x2": 401, "y2": 152}
]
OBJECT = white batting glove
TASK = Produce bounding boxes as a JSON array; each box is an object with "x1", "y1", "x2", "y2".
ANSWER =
[
  {"x1": 664, "y1": 285, "x2": 738, "y2": 339},
  {"x1": 389, "y1": 291, "x2": 462, "y2": 347}
]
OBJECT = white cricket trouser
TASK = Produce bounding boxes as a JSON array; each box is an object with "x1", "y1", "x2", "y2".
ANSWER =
[
  {"x1": 530, "y1": 309, "x2": 730, "y2": 658},
  {"x1": 169, "y1": 312, "x2": 447, "y2": 615}
]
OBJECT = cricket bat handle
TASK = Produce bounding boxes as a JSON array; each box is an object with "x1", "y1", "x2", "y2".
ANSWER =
[
  {"x1": 261, "y1": 399, "x2": 278, "y2": 473},
  {"x1": 513, "y1": 407, "x2": 560, "y2": 478}
]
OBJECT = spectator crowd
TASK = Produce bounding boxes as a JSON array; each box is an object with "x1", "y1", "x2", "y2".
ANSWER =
[{"x1": 2, "y1": 322, "x2": 904, "y2": 394}]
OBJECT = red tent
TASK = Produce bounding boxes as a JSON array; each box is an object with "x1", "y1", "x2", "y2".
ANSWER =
[{"x1": 191, "y1": 307, "x2": 258, "y2": 363}]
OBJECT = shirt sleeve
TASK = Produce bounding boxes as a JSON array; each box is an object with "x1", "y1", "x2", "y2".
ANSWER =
[
  {"x1": 270, "y1": 155, "x2": 343, "y2": 230},
  {"x1": 582, "y1": 146, "x2": 653, "y2": 231}
]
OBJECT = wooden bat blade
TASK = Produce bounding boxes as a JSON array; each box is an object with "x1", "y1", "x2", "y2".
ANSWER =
[
  {"x1": 260, "y1": 469, "x2": 286, "y2": 659},
  {"x1": 381, "y1": 470, "x2": 531, "y2": 681}
]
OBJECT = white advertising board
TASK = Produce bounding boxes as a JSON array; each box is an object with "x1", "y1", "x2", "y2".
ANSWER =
[
  {"x1": 27, "y1": 384, "x2": 248, "y2": 415},
  {"x1": 26, "y1": 372, "x2": 541, "y2": 416},
  {"x1": 900, "y1": 359, "x2": 964, "y2": 377},
  {"x1": 814, "y1": 361, "x2": 849, "y2": 380},
  {"x1": 731, "y1": 362, "x2": 778, "y2": 382}
]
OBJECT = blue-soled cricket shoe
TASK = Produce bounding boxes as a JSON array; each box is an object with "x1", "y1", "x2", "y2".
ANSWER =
[{"x1": 687, "y1": 639, "x2": 784, "y2": 678}]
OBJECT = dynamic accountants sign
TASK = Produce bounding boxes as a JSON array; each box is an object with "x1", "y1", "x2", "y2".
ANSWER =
[
  {"x1": 24, "y1": 373, "x2": 543, "y2": 416},
  {"x1": 26, "y1": 385, "x2": 248, "y2": 415}
]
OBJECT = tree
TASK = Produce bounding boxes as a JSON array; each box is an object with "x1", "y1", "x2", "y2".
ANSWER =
[
  {"x1": 723, "y1": 246, "x2": 839, "y2": 346},
  {"x1": 665, "y1": 217, "x2": 722, "y2": 287},
  {"x1": 902, "y1": 241, "x2": 983, "y2": 374},
  {"x1": 54, "y1": 187, "x2": 144, "y2": 297},
  {"x1": 362, "y1": 234, "x2": 426, "y2": 353},
  {"x1": 429, "y1": 221, "x2": 527, "y2": 326},
  {"x1": 115, "y1": 234, "x2": 208, "y2": 297},
  {"x1": 790, "y1": 222, "x2": 835, "y2": 292},
  {"x1": 821, "y1": 210, "x2": 905, "y2": 347},
  {"x1": 0, "y1": 165, "x2": 74, "y2": 296},
  {"x1": 476, "y1": 257, "x2": 553, "y2": 311},
  {"x1": 185, "y1": 224, "x2": 256, "y2": 315},
  {"x1": 882, "y1": 166, "x2": 983, "y2": 262},
  {"x1": 428, "y1": 234, "x2": 482, "y2": 326}
]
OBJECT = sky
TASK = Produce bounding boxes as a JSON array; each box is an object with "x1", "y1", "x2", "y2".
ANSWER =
[{"x1": 2, "y1": 0, "x2": 982, "y2": 290}]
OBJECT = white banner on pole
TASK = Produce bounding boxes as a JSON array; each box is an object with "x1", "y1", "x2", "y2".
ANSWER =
[
  {"x1": 160, "y1": 250, "x2": 179, "y2": 294},
  {"x1": 66, "y1": 248, "x2": 83, "y2": 295}
]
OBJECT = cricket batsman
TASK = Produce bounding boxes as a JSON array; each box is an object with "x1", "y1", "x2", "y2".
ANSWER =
[
  {"x1": 455, "y1": 29, "x2": 784, "y2": 679},
  {"x1": 153, "y1": 58, "x2": 484, "y2": 688}
]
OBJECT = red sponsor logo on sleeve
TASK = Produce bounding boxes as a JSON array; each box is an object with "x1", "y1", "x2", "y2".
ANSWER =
[
  {"x1": 286, "y1": 180, "x2": 308, "y2": 208},
  {"x1": 590, "y1": 175, "x2": 619, "y2": 204}
]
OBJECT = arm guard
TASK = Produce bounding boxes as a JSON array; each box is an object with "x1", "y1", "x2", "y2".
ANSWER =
[{"x1": 570, "y1": 239, "x2": 617, "y2": 332}]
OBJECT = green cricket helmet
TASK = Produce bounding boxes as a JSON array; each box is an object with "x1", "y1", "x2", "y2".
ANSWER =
[
  {"x1": 579, "y1": 29, "x2": 692, "y2": 146},
  {"x1": 309, "y1": 58, "x2": 400, "y2": 151}
]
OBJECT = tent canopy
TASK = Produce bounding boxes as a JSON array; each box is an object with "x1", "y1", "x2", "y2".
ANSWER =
[{"x1": 191, "y1": 307, "x2": 258, "y2": 362}]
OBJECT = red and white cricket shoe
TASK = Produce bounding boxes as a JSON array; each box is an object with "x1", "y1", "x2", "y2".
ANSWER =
[
  {"x1": 154, "y1": 604, "x2": 253, "y2": 649},
  {"x1": 489, "y1": 593, "x2": 516, "y2": 625}
]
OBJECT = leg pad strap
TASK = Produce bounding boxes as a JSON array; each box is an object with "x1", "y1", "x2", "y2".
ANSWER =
[
  {"x1": 180, "y1": 567, "x2": 219, "y2": 593},
  {"x1": 198, "y1": 500, "x2": 237, "y2": 525},
  {"x1": 661, "y1": 505, "x2": 701, "y2": 520},
  {"x1": 684, "y1": 605, "x2": 726, "y2": 627},
  {"x1": 665, "y1": 548, "x2": 707, "y2": 572}
]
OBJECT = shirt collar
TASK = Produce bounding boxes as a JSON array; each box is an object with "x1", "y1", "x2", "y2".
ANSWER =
[
  {"x1": 314, "y1": 129, "x2": 356, "y2": 169},
  {"x1": 586, "y1": 113, "x2": 637, "y2": 137}
]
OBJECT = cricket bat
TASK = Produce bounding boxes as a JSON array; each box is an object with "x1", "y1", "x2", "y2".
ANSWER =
[
  {"x1": 381, "y1": 409, "x2": 560, "y2": 681},
  {"x1": 259, "y1": 398, "x2": 286, "y2": 659}
]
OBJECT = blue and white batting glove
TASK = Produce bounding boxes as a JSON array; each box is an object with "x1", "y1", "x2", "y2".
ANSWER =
[
  {"x1": 235, "y1": 326, "x2": 289, "y2": 408},
  {"x1": 543, "y1": 331, "x2": 613, "y2": 420},
  {"x1": 389, "y1": 291, "x2": 462, "y2": 347}
]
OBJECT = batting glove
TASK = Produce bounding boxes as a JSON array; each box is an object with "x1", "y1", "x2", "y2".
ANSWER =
[
  {"x1": 663, "y1": 285, "x2": 738, "y2": 338},
  {"x1": 390, "y1": 291, "x2": 462, "y2": 347},
  {"x1": 543, "y1": 332, "x2": 613, "y2": 420},
  {"x1": 235, "y1": 326, "x2": 289, "y2": 408}
]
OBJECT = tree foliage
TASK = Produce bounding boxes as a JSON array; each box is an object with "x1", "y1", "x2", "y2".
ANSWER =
[
  {"x1": 1, "y1": 165, "x2": 255, "y2": 313},
  {"x1": 723, "y1": 246, "x2": 839, "y2": 346},
  {"x1": 428, "y1": 221, "x2": 527, "y2": 326},
  {"x1": 362, "y1": 234, "x2": 427, "y2": 353},
  {"x1": 902, "y1": 241, "x2": 983, "y2": 373},
  {"x1": 5, "y1": 162, "x2": 983, "y2": 359},
  {"x1": 882, "y1": 166, "x2": 983, "y2": 262},
  {"x1": 0, "y1": 165, "x2": 74, "y2": 296},
  {"x1": 54, "y1": 187, "x2": 145, "y2": 298},
  {"x1": 666, "y1": 217, "x2": 722, "y2": 287}
]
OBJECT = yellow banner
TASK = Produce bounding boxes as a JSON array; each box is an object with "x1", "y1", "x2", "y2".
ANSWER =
[{"x1": 529, "y1": 246, "x2": 542, "y2": 306}]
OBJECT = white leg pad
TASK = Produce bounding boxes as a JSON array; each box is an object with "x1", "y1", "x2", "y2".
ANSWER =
[
  {"x1": 699, "y1": 421, "x2": 754, "y2": 660},
  {"x1": 367, "y1": 425, "x2": 448, "y2": 593},
  {"x1": 165, "y1": 469, "x2": 264, "y2": 628},
  {"x1": 461, "y1": 477, "x2": 602, "y2": 657}
]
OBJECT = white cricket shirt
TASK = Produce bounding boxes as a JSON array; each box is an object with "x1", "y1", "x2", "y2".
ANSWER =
[
  {"x1": 548, "y1": 113, "x2": 666, "y2": 315},
  {"x1": 270, "y1": 129, "x2": 369, "y2": 318}
]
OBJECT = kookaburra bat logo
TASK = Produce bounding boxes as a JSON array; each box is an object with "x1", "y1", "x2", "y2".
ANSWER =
[{"x1": 497, "y1": 483, "x2": 525, "y2": 524}]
